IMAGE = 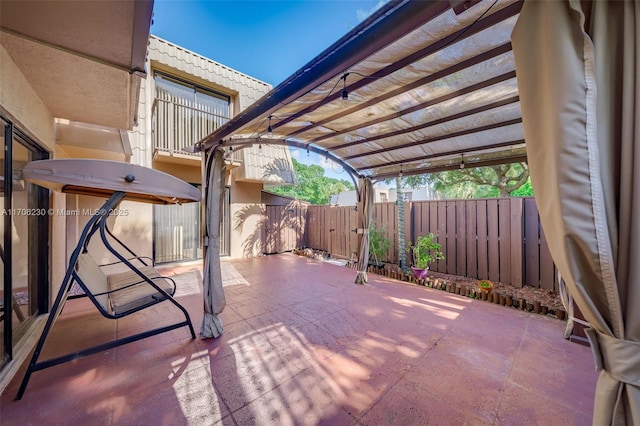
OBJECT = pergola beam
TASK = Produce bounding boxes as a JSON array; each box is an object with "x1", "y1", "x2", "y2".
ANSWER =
[
  {"x1": 273, "y1": 1, "x2": 523, "y2": 133},
  {"x1": 199, "y1": 0, "x2": 451, "y2": 151},
  {"x1": 286, "y1": 43, "x2": 514, "y2": 139},
  {"x1": 360, "y1": 139, "x2": 526, "y2": 171}
]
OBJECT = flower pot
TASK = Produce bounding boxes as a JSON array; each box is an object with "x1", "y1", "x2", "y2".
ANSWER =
[
  {"x1": 411, "y1": 266, "x2": 429, "y2": 280},
  {"x1": 478, "y1": 280, "x2": 494, "y2": 295}
]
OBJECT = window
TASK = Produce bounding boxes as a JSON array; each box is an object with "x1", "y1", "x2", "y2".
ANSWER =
[
  {"x1": 151, "y1": 72, "x2": 233, "y2": 264},
  {"x1": 152, "y1": 72, "x2": 231, "y2": 154},
  {"x1": 153, "y1": 186, "x2": 230, "y2": 263},
  {"x1": 1, "y1": 117, "x2": 49, "y2": 368}
]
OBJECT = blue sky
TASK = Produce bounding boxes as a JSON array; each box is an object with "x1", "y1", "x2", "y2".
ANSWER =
[
  {"x1": 152, "y1": 0, "x2": 385, "y2": 182},
  {"x1": 152, "y1": 0, "x2": 385, "y2": 86}
]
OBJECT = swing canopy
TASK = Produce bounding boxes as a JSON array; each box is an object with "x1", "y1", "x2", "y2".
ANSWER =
[{"x1": 22, "y1": 158, "x2": 201, "y2": 204}]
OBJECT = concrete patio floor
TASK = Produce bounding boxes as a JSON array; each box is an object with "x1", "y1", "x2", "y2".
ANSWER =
[{"x1": 1, "y1": 254, "x2": 597, "y2": 425}]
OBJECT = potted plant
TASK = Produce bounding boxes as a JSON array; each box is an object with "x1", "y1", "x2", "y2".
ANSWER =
[
  {"x1": 368, "y1": 222, "x2": 391, "y2": 267},
  {"x1": 407, "y1": 233, "x2": 445, "y2": 279},
  {"x1": 478, "y1": 279, "x2": 494, "y2": 294}
]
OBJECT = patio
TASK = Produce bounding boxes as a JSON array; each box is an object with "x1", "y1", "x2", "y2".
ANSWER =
[{"x1": 2, "y1": 254, "x2": 596, "y2": 425}]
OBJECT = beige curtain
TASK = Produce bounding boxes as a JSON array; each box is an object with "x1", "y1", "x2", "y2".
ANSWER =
[
  {"x1": 355, "y1": 177, "x2": 373, "y2": 284},
  {"x1": 201, "y1": 148, "x2": 227, "y2": 339},
  {"x1": 512, "y1": 1, "x2": 639, "y2": 424}
]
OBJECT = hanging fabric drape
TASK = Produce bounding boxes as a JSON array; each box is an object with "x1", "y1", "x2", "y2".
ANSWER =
[
  {"x1": 512, "y1": 1, "x2": 639, "y2": 424},
  {"x1": 201, "y1": 147, "x2": 227, "y2": 339},
  {"x1": 355, "y1": 177, "x2": 373, "y2": 284},
  {"x1": 558, "y1": 274, "x2": 575, "y2": 340}
]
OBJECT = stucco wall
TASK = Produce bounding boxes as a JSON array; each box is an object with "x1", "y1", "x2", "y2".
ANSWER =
[
  {"x1": 154, "y1": 162, "x2": 201, "y2": 185},
  {"x1": 0, "y1": 46, "x2": 55, "y2": 151},
  {"x1": 228, "y1": 180, "x2": 265, "y2": 258},
  {"x1": 66, "y1": 197, "x2": 153, "y2": 265},
  {"x1": 230, "y1": 203, "x2": 265, "y2": 258}
]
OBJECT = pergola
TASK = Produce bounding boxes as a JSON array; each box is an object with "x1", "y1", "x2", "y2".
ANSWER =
[{"x1": 191, "y1": 1, "x2": 639, "y2": 424}]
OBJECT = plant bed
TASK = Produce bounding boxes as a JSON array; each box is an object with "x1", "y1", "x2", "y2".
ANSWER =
[
  {"x1": 426, "y1": 270, "x2": 563, "y2": 313},
  {"x1": 294, "y1": 249, "x2": 565, "y2": 320},
  {"x1": 378, "y1": 263, "x2": 564, "y2": 316}
]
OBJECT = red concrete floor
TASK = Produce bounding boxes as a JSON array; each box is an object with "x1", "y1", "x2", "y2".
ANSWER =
[{"x1": 1, "y1": 254, "x2": 597, "y2": 425}]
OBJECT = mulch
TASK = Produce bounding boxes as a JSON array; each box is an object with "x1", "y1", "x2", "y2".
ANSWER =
[{"x1": 426, "y1": 271, "x2": 563, "y2": 311}]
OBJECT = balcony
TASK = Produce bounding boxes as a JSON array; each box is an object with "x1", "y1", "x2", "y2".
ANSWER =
[{"x1": 152, "y1": 98, "x2": 240, "y2": 166}]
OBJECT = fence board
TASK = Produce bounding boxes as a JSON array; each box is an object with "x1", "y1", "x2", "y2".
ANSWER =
[
  {"x1": 437, "y1": 202, "x2": 447, "y2": 272},
  {"x1": 329, "y1": 207, "x2": 337, "y2": 254},
  {"x1": 466, "y1": 201, "x2": 477, "y2": 278},
  {"x1": 498, "y1": 199, "x2": 511, "y2": 283},
  {"x1": 446, "y1": 201, "x2": 457, "y2": 273},
  {"x1": 524, "y1": 198, "x2": 540, "y2": 287},
  {"x1": 411, "y1": 202, "x2": 421, "y2": 244},
  {"x1": 509, "y1": 198, "x2": 524, "y2": 287},
  {"x1": 381, "y1": 203, "x2": 392, "y2": 261},
  {"x1": 487, "y1": 199, "x2": 500, "y2": 282},
  {"x1": 539, "y1": 223, "x2": 556, "y2": 290},
  {"x1": 456, "y1": 201, "x2": 467, "y2": 277},
  {"x1": 476, "y1": 200, "x2": 489, "y2": 280},
  {"x1": 404, "y1": 202, "x2": 411, "y2": 265},
  {"x1": 349, "y1": 208, "x2": 358, "y2": 260}
]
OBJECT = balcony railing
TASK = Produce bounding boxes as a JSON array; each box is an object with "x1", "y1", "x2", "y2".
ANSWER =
[{"x1": 152, "y1": 98, "x2": 229, "y2": 157}]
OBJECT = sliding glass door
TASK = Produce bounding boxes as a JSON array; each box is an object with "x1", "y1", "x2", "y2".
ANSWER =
[{"x1": 1, "y1": 116, "x2": 49, "y2": 368}]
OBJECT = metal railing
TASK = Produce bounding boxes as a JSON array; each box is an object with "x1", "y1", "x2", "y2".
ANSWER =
[{"x1": 152, "y1": 98, "x2": 229, "y2": 156}]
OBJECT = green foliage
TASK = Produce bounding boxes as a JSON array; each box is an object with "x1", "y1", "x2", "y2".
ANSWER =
[
  {"x1": 478, "y1": 280, "x2": 493, "y2": 290},
  {"x1": 427, "y1": 163, "x2": 531, "y2": 198},
  {"x1": 383, "y1": 174, "x2": 430, "y2": 190},
  {"x1": 407, "y1": 233, "x2": 445, "y2": 269},
  {"x1": 270, "y1": 159, "x2": 354, "y2": 204},
  {"x1": 510, "y1": 179, "x2": 534, "y2": 197},
  {"x1": 368, "y1": 222, "x2": 391, "y2": 265}
]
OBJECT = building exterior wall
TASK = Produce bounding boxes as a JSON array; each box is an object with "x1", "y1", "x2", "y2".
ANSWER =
[
  {"x1": 0, "y1": 46, "x2": 55, "y2": 151},
  {"x1": 0, "y1": 33, "x2": 281, "y2": 343},
  {"x1": 148, "y1": 36, "x2": 270, "y2": 113},
  {"x1": 229, "y1": 203, "x2": 265, "y2": 258},
  {"x1": 124, "y1": 36, "x2": 277, "y2": 261},
  {"x1": 0, "y1": 46, "x2": 66, "y2": 294},
  {"x1": 330, "y1": 186, "x2": 441, "y2": 206},
  {"x1": 0, "y1": 2, "x2": 151, "y2": 392}
]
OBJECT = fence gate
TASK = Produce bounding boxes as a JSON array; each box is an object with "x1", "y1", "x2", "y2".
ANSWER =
[
  {"x1": 263, "y1": 204, "x2": 307, "y2": 254},
  {"x1": 329, "y1": 206, "x2": 358, "y2": 259}
]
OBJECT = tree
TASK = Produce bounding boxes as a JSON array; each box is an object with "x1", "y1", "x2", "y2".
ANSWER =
[
  {"x1": 428, "y1": 163, "x2": 532, "y2": 198},
  {"x1": 384, "y1": 174, "x2": 432, "y2": 272},
  {"x1": 270, "y1": 159, "x2": 354, "y2": 204},
  {"x1": 396, "y1": 176, "x2": 407, "y2": 271}
]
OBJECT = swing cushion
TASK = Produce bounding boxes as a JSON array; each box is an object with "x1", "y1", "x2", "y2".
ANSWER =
[
  {"x1": 76, "y1": 253, "x2": 175, "y2": 316},
  {"x1": 108, "y1": 267, "x2": 174, "y2": 315}
]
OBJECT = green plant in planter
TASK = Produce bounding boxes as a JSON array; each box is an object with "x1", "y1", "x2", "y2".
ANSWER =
[
  {"x1": 368, "y1": 222, "x2": 391, "y2": 266},
  {"x1": 407, "y1": 233, "x2": 445, "y2": 270},
  {"x1": 478, "y1": 279, "x2": 494, "y2": 294}
]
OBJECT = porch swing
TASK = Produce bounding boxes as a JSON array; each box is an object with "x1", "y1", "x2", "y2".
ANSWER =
[{"x1": 15, "y1": 159, "x2": 201, "y2": 400}]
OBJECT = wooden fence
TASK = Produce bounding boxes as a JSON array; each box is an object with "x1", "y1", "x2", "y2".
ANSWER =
[
  {"x1": 262, "y1": 192, "x2": 309, "y2": 255},
  {"x1": 300, "y1": 197, "x2": 559, "y2": 291}
]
